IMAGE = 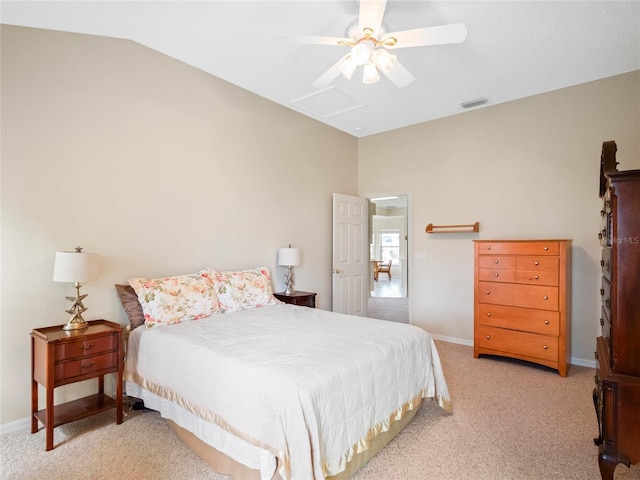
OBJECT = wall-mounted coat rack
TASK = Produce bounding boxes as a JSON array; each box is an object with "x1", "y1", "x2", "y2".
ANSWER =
[{"x1": 426, "y1": 222, "x2": 480, "y2": 234}]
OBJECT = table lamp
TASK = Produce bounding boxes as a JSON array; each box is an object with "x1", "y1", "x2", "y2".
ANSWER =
[
  {"x1": 278, "y1": 246, "x2": 300, "y2": 295},
  {"x1": 53, "y1": 246, "x2": 99, "y2": 330}
]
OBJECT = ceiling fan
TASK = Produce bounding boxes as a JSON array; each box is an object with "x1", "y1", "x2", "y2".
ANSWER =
[{"x1": 285, "y1": 0, "x2": 467, "y2": 88}]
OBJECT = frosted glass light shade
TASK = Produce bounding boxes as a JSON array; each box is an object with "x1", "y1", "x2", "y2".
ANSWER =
[
  {"x1": 53, "y1": 251, "x2": 99, "y2": 283},
  {"x1": 278, "y1": 248, "x2": 301, "y2": 267}
]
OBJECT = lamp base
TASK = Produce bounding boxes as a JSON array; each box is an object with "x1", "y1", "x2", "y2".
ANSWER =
[
  {"x1": 61, "y1": 282, "x2": 89, "y2": 331},
  {"x1": 63, "y1": 316, "x2": 89, "y2": 331}
]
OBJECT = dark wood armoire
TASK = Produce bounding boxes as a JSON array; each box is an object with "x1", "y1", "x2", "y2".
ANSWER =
[{"x1": 593, "y1": 140, "x2": 640, "y2": 479}]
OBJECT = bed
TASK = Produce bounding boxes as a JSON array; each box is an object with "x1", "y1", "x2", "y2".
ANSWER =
[{"x1": 120, "y1": 266, "x2": 451, "y2": 480}]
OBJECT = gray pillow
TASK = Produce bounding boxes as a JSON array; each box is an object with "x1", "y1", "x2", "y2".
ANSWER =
[{"x1": 115, "y1": 284, "x2": 145, "y2": 330}]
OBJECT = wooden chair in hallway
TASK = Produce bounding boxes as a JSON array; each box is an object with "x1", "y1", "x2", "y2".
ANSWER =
[{"x1": 375, "y1": 260, "x2": 392, "y2": 281}]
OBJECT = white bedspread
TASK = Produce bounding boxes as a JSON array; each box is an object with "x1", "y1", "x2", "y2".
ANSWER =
[{"x1": 125, "y1": 303, "x2": 450, "y2": 480}]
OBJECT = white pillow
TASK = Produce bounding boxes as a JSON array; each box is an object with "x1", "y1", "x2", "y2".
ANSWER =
[
  {"x1": 129, "y1": 270, "x2": 218, "y2": 329},
  {"x1": 209, "y1": 266, "x2": 277, "y2": 313}
]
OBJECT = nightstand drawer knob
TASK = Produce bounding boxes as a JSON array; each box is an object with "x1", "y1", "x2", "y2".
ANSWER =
[
  {"x1": 81, "y1": 361, "x2": 95, "y2": 369},
  {"x1": 80, "y1": 343, "x2": 95, "y2": 351}
]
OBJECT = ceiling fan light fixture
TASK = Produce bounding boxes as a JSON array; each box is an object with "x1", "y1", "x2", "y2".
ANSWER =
[
  {"x1": 362, "y1": 62, "x2": 380, "y2": 84},
  {"x1": 339, "y1": 55, "x2": 358, "y2": 79},
  {"x1": 373, "y1": 49, "x2": 396, "y2": 73},
  {"x1": 351, "y1": 40, "x2": 374, "y2": 65}
]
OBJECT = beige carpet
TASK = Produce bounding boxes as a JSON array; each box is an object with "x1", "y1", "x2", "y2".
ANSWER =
[{"x1": 2, "y1": 341, "x2": 639, "y2": 480}]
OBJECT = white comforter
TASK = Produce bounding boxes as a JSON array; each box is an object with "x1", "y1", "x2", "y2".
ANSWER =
[{"x1": 125, "y1": 303, "x2": 450, "y2": 480}]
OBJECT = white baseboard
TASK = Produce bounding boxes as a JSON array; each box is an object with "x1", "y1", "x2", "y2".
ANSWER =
[
  {"x1": 0, "y1": 337, "x2": 597, "y2": 436},
  {"x1": 0, "y1": 416, "x2": 30, "y2": 436}
]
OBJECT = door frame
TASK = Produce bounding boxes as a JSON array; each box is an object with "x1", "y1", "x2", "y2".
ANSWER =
[{"x1": 365, "y1": 191, "x2": 412, "y2": 324}]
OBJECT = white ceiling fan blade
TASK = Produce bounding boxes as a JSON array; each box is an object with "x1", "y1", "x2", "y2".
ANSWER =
[
  {"x1": 312, "y1": 54, "x2": 350, "y2": 88},
  {"x1": 358, "y1": 0, "x2": 387, "y2": 37},
  {"x1": 383, "y1": 23, "x2": 467, "y2": 49},
  {"x1": 280, "y1": 34, "x2": 351, "y2": 46},
  {"x1": 382, "y1": 60, "x2": 415, "y2": 88}
]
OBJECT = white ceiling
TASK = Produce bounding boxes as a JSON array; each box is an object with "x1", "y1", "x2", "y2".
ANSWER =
[{"x1": 2, "y1": 1, "x2": 639, "y2": 138}]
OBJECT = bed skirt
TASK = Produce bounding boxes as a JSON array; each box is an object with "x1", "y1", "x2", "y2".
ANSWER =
[{"x1": 166, "y1": 398, "x2": 423, "y2": 480}]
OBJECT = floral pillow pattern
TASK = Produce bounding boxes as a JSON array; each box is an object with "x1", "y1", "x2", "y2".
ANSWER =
[
  {"x1": 209, "y1": 266, "x2": 277, "y2": 313},
  {"x1": 128, "y1": 270, "x2": 218, "y2": 329}
]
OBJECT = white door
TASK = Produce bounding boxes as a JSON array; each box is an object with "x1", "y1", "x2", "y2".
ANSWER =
[{"x1": 332, "y1": 193, "x2": 368, "y2": 315}]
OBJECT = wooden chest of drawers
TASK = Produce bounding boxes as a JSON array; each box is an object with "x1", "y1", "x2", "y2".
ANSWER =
[
  {"x1": 473, "y1": 240, "x2": 571, "y2": 376},
  {"x1": 593, "y1": 141, "x2": 640, "y2": 479},
  {"x1": 31, "y1": 319, "x2": 123, "y2": 451}
]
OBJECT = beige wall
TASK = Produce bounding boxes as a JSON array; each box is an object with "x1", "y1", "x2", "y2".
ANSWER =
[
  {"x1": 2, "y1": 24, "x2": 639, "y2": 429},
  {"x1": 0, "y1": 26, "x2": 357, "y2": 426},
  {"x1": 358, "y1": 71, "x2": 640, "y2": 364}
]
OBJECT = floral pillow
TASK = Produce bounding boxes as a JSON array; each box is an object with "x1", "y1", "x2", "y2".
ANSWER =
[
  {"x1": 128, "y1": 270, "x2": 219, "y2": 329},
  {"x1": 209, "y1": 266, "x2": 277, "y2": 313}
]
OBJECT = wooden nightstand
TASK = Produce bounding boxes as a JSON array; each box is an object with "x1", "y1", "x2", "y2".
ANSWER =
[
  {"x1": 31, "y1": 319, "x2": 123, "y2": 451},
  {"x1": 274, "y1": 291, "x2": 316, "y2": 308}
]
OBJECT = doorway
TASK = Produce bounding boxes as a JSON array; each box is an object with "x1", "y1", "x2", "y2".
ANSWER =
[{"x1": 367, "y1": 195, "x2": 409, "y2": 323}]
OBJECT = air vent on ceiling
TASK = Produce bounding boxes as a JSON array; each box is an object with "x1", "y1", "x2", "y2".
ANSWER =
[{"x1": 461, "y1": 97, "x2": 488, "y2": 109}]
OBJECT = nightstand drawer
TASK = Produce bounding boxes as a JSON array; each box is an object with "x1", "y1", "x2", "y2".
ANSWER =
[
  {"x1": 54, "y1": 334, "x2": 118, "y2": 361},
  {"x1": 54, "y1": 351, "x2": 119, "y2": 381}
]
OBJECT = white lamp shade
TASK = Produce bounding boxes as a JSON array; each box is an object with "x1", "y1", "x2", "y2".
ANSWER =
[
  {"x1": 278, "y1": 247, "x2": 300, "y2": 267},
  {"x1": 53, "y1": 251, "x2": 99, "y2": 283}
]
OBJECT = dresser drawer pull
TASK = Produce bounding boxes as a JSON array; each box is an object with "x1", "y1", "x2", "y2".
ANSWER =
[
  {"x1": 543, "y1": 345, "x2": 548, "y2": 350},
  {"x1": 544, "y1": 246, "x2": 549, "y2": 251},
  {"x1": 486, "y1": 290, "x2": 490, "y2": 295},
  {"x1": 534, "y1": 275, "x2": 539, "y2": 279},
  {"x1": 600, "y1": 260, "x2": 605, "y2": 267},
  {"x1": 80, "y1": 343, "x2": 95, "y2": 351},
  {"x1": 487, "y1": 246, "x2": 491, "y2": 250},
  {"x1": 494, "y1": 259, "x2": 499, "y2": 264},
  {"x1": 600, "y1": 318, "x2": 604, "y2": 326},
  {"x1": 600, "y1": 288, "x2": 604, "y2": 296},
  {"x1": 81, "y1": 361, "x2": 95, "y2": 369},
  {"x1": 486, "y1": 335, "x2": 490, "y2": 340},
  {"x1": 544, "y1": 320, "x2": 549, "y2": 325},
  {"x1": 494, "y1": 273, "x2": 499, "y2": 277},
  {"x1": 605, "y1": 298, "x2": 611, "y2": 309},
  {"x1": 543, "y1": 295, "x2": 548, "y2": 300},
  {"x1": 534, "y1": 261, "x2": 539, "y2": 266},
  {"x1": 487, "y1": 312, "x2": 492, "y2": 317}
]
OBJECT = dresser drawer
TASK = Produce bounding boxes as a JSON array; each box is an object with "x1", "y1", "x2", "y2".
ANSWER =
[
  {"x1": 515, "y1": 270, "x2": 559, "y2": 286},
  {"x1": 478, "y1": 255, "x2": 515, "y2": 269},
  {"x1": 478, "y1": 281, "x2": 558, "y2": 311},
  {"x1": 54, "y1": 334, "x2": 118, "y2": 362},
  {"x1": 601, "y1": 247, "x2": 612, "y2": 282},
  {"x1": 478, "y1": 269, "x2": 515, "y2": 283},
  {"x1": 601, "y1": 277, "x2": 612, "y2": 320},
  {"x1": 600, "y1": 308, "x2": 611, "y2": 347},
  {"x1": 515, "y1": 256, "x2": 559, "y2": 272},
  {"x1": 478, "y1": 241, "x2": 559, "y2": 256},
  {"x1": 478, "y1": 303, "x2": 560, "y2": 336},
  {"x1": 54, "y1": 351, "x2": 119, "y2": 382},
  {"x1": 476, "y1": 325, "x2": 559, "y2": 362}
]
